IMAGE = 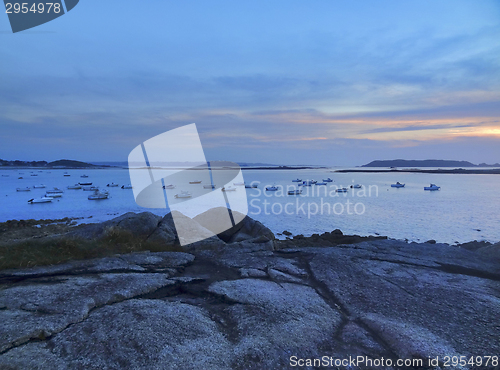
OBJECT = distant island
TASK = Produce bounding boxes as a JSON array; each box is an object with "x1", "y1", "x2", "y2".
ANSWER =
[
  {"x1": 0, "y1": 159, "x2": 105, "y2": 169},
  {"x1": 362, "y1": 159, "x2": 500, "y2": 168}
]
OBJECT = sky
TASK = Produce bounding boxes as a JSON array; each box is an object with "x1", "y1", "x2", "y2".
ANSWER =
[{"x1": 1, "y1": 0, "x2": 499, "y2": 166}]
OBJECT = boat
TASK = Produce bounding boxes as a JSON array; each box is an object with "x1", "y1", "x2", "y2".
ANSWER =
[
  {"x1": 67, "y1": 184, "x2": 82, "y2": 190},
  {"x1": 79, "y1": 182, "x2": 93, "y2": 186},
  {"x1": 18, "y1": 177, "x2": 23, "y2": 179},
  {"x1": 30, "y1": 174, "x2": 38, "y2": 176},
  {"x1": 121, "y1": 185, "x2": 133, "y2": 189},
  {"x1": 63, "y1": 173, "x2": 70, "y2": 177},
  {"x1": 28, "y1": 197, "x2": 53, "y2": 204},
  {"x1": 106, "y1": 183, "x2": 119, "y2": 187},
  {"x1": 203, "y1": 184, "x2": 215, "y2": 189},
  {"x1": 222, "y1": 186, "x2": 237, "y2": 192},
  {"x1": 1, "y1": 174, "x2": 9, "y2": 177},
  {"x1": 265, "y1": 186, "x2": 279, "y2": 191},
  {"x1": 335, "y1": 188, "x2": 348, "y2": 193},
  {"x1": 189, "y1": 180, "x2": 202, "y2": 184},
  {"x1": 45, "y1": 192, "x2": 62, "y2": 198},
  {"x1": 291, "y1": 178, "x2": 302, "y2": 182},
  {"x1": 245, "y1": 183, "x2": 258, "y2": 188},
  {"x1": 163, "y1": 184, "x2": 176, "y2": 189},
  {"x1": 16, "y1": 187, "x2": 31, "y2": 192},
  {"x1": 46, "y1": 188, "x2": 64, "y2": 194},
  {"x1": 391, "y1": 182, "x2": 405, "y2": 188},
  {"x1": 175, "y1": 191, "x2": 192, "y2": 198},
  {"x1": 83, "y1": 186, "x2": 98, "y2": 191},
  {"x1": 233, "y1": 182, "x2": 245, "y2": 186},
  {"x1": 81, "y1": 174, "x2": 89, "y2": 178},
  {"x1": 323, "y1": 178, "x2": 333, "y2": 182},
  {"x1": 424, "y1": 184, "x2": 440, "y2": 191},
  {"x1": 351, "y1": 184, "x2": 362, "y2": 189},
  {"x1": 88, "y1": 189, "x2": 109, "y2": 200},
  {"x1": 33, "y1": 184, "x2": 46, "y2": 189},
  {"x1": 315, "y1": 182, "x2": 327, "y2": 185},
  {"x1": 288, "y1": 190, "x2": 302, "y2": 195}
]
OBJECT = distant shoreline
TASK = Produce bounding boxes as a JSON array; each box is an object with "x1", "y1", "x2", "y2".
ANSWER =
[{"x1": 335, "y1": 168, "x2": 500, "y2": 174}]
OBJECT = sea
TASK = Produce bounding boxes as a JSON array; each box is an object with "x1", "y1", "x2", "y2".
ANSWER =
[{"x1": 1, "y1": 167, "x2": 499, "y2": 244}]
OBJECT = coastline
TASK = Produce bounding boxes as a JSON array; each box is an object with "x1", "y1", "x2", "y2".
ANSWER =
[{"x1": 335, "y1": 168, "x2": 500, "y2": 174}]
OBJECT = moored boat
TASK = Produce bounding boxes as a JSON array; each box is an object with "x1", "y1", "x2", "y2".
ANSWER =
[
  {"x1": 189, "y1": 180, "x2": 202, "y2": 184},
  {"x1": 79, "y1": 182, "x2": 92, "y2": 186},
  {"x1": 46, "y1": 188, "x2": 64, "y2": 194},
  {"x1": 391, "y1": 182, "x2": 405, "y2": 188},
  {"x1": 81, "y1": 174, "x2": 89, "y2": 178},
  {"x1": 83, "y1": 186, "x2": 98, "y2": 191},
  {"x1": 67, "y1": 184, "x2": 82, "y2": 190},
  {"x1": 265, "y1": 186, "x2": 279, "y2": 191},
  {"x1": 33, "y1": 184, "x2": 46, "y2": 189},
  {"x1": 288, "y1": 190, "x2": 302, "y2": 195},
  {"x1": 175, "y1": 191, "x2": 192, "y2": 198},
  {"x1": 45, "y1": 192, "x2": 62, "y2": 198},
  {"x1": 88, "y1": 189, "x2": 109, "y2": 200},
  {"x1": 121, "y1": 185, "x2": 133, "y2": 189},
  {"x1": 163, "y1": 184, "x2": 176, "y2": 189},
  {"x1": 335, "y1": 187, "x2": 348, "y2": 193},
  {"x1": 323, "y1": 178, "x2": 333, "y2": 182},
  {"x1": 315, "y1": 182, "x2": 327, "y2": 185},
  {"x1": 16, "y1": 187, "x2": 31, "y2": 192},
  {"x1": 245, "y1": 183, "x2": 258, "y2": 188},
  {"x1": 106, "y1": 183, "x2": 119, "y2": 187},
  {"x1": 28, "y1": 197, "x2": 53, "y2": 204},
  {"x1": 203, "y1": 184, "x2": 215, "y2": 189},
  {"x1": 291, "y1": 178, "x2": 302, "y2": 182},
  {"x1": 351, "y1": 184, "x2": 362, "y2": 189},
  {"x1": 222, "y1": 186, "x2": 237, "y2": 192},
  {"x1": 424, "y1": 184, "x2": 440, "y2": 191}
]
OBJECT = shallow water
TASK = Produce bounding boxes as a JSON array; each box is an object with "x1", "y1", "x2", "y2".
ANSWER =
[{"x1": 1, "y1": 168, "x2": 499, "y2": 244}]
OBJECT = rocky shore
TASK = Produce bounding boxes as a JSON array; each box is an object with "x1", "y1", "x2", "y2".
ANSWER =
[{"x1": 0, "y1": 212, "x2": 499, "y2": 369}]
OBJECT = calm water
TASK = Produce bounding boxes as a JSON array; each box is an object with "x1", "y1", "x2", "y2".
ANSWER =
[{"x1": 1, "y1": 168, "x2": 499, "y2": 244}]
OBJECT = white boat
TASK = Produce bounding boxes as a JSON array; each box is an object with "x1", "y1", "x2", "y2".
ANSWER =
[
  {"x1": 291, "y1": 178, "x2": 302, "y2": 182},
  {"x1": 45, "y1": 192, "x2": 62, "y2": 198},
  {"x1": 323, "y1": 178, "x2": 333, "y2": 182},
  {"x1": 88, "y1": 189, "x2": 109, "y2": 200},
  {"x1": 33, "y1": 184, "x2": 46, "y2": 189},
  {"x1": 288, "y1": 190, "x2": 302, "y2": 195},
  {"x1": 424, "y1": 184, "x2": 440, "y2": 191},
  {"x1": 121, "y1": 185, "x2": 133, "y2": 189},
  {"x1": 222, "y1": 186, "x2": 237, "y2": 192},
  {"x1": 351, "y1": 184, "x2": 362, "y2": 189},
  {"x1": 28, "y1": 197, "x2": 53, "y2": 204},
  {"x1": 265, "y1": 186, "x2": 279, "y2": 191},
  {"x1": 83, "y1": 186, "x2": 98, "y2": 191},
  {"x1": 391, "y1": 182, "x2": 405, "y2": 188},
  {"x1": 233, "y1": 182, "x2": 245, "y2": 186},
  {"x1": 189, "y1": 180, "x2": 202, "y2": 184},
  {"x1": 46, "y1": 188, "x2": 64, "y2": 194},
  {"x1": 67, "y1": 184, "x2": 82, "y2": 190},
  {"x1": 163, "y1": 184, "x2": 176, "y2": 189},
  {"x1": 16, "y1": 187, "x2": 31, "y2": 192},
  {"x1": 106, "y1": 183, "x2": 119, "y2": 187},
  {"x1": 203, "y1": 184, "x2": 215, "y2": 189},
  {"x1": 335, "y1": 188, "x2": 348, "y2": 193},
  {"x1": 175, "y1": 191, "x2": 192, "y2": 198}
]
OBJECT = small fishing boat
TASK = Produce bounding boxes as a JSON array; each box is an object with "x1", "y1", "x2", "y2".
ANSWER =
[
  {"x1": 189, "y1": 180, "x2": 202, "y2": 184},
  {"x1": 45, "y1": 192, "x2": 62, "y2": 198},
  {"x1": 424, "y1": 184, "x2": 440, "y2": 191},
  {"x1": 175, "y1": 191, "x2": 192, "y2": 198},
  {"x1": 291, "y1": 178, "x2": 302, "y2": 182},
  {"x1": 222, "y1": 186, "x2": 237, "y2": 192},
  {"x1": 106, "y1": 183, "x2": 119, "y2": 187},
  {"x1": 28, "y1": 197, "x2": 53, "y2": 204},
  {"x1": 46, "y1": 188, "x2": 64, "y2": 194},
  {"x1": 245, "y1": 183, "x2": 258, "y2": 188},
  {"x1": 391, "y1": 182, "x2": 405, "y2": 188},
  {"x1": 88, "y1": 189, "x2": 109, "y2": 200},
  {"x1": 33, "y1": 184, "x2": 46, "y2": 189},
  {"x1": 351, "y1": 184, "x2": 362, "y2": 189},
  {"x1": 81, "y1": 174, "x2": 89, "y2": 178},
  {"x1": 67, "y1": 184, "x2": 82, "y2": 190},
  {"x1": 335, "y1": 188, "x2": 348, "y2": 193},
  {"x1": 83, "y1": 186, "x2": 98, "y2": 191},
  {"x1": 265, "y1": 186, "x2": 279, "y2": 191},
  {"x1": 16, "y1": 187, "x2": 31, "y2": 192},
  {"x1": 203, "y1": 184, "x2": 215, "y2": 189},
  {"x1": 79, "y1": 182, "x2": 92, "y2": 186},
  {"x1": 288, "y1": 190, "x2": 302, "y2": 195},
  {"x1": 121, "y1": 185, "x2": 133, "y2": 189},
  {"x1": 163, "y1": 184, "x2": 176, "y2": 189}
]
